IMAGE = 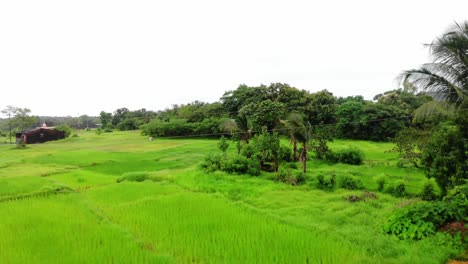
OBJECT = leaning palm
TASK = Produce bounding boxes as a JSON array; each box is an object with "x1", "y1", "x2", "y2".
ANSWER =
[
  {"x1": 281, "y1": 113, "x2": 312, "y2": 173},
  {"x1": 400, "y1": 21, "x2": 468, "y2": 120}
]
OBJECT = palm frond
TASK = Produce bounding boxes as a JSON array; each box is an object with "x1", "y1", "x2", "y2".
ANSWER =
[{"x1": 412, "y1": 101, "x2": 454, "y2": 122}]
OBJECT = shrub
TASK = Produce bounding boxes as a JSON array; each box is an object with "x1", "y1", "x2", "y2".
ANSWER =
[
  {"x1": 278, "y1": 145, "x2": 293, "y2": 162},
  {"x1": 334, "y1": 147, "x2": 364, "y2": 165},
  {"x1": 443, "y1": 184, "x2": 468, "y2": 222},
  {"x1": 317, "y1": 174, "x2": 336, "y2": 190},
  {"x1": 222, "y1": 155, "x2": 260, "y2": 176},
  {"x1": 326, "y1": 147, "x2": 364, "y2": 165},
  {"x1": 420, "y1": 181, "x2": 438, "y2": 201},
  {"x1": 54, "y1": 124, "x2": 72, "y2": 137},
  {"x1": 285, "y1": 162, "x2": 299, "y2": 169},
  {"x1": 241, "y1": 144, "x2": 255, "y2": 159},
  {"x1": 276, "y1": 168, "x2": 306, "y2": 185},
  {"x1": 117, "y1": 172, "x2": 149, "y2": 183},
  {"x1": 384, "y1": 202, "x2": 443, "y2": 240},
  {"x1": 324, "y1": 150, "x2": 339, "y2": 163},
  {"x1": 95, "y1": 128, "x2": 103, "y2": 135},
  {"x1": 104, "y1": 127, "x2": 113, "y2": 133},
  {"x1": 393, "y1": 181, "x2": 406, "y2": 197},
  {"x1": 201, "y1": 153, "x2": 260, "y2": 176},
  {"x1": 384, "y1": 184, "x2": 468, "y2": 240},
  {"x1": 376, "y1": 177, "x2": 386, "y2": 192},
  {"x1": 201, "y1": 153, "x2": 224, "y2": 173},
  {"x1": 218, "y1": 136, "x2": 229, "y2": 153},
  {"x1": 340, "y1": 175, "x2": 364, "y2": 190}
]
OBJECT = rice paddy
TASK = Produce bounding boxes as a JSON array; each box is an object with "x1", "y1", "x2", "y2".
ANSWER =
[{"x1": 0, "y1": 131, "x2": 459, "y2": 263}]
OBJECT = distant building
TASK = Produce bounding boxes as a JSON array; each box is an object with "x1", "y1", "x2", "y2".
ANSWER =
[{"x1": 15, "y1": 123, "x2": 65, "y2": 144}]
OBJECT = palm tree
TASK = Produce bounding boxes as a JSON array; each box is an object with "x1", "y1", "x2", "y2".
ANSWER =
[
  {"x1": 221, "y1": 115, "x2": 252, "y2": 144},
  {"x1": 281, "y1": 113, "x2": 312, "y2": 173},
  {"x1": 400, "y1": 21, "x2": 468, "y2": 119}
]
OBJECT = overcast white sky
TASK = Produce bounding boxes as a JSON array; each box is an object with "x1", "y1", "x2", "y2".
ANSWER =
[{"x1": 0, "y1": 0, "x2": 467, "y2": 116}]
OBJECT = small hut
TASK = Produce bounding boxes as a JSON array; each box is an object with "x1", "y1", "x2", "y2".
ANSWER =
[{"x1": 15, "y1": 123, "x2": 65, "y2": 144}]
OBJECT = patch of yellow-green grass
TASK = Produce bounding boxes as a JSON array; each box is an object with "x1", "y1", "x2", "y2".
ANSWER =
[{"x1": 0, "y1": 194, "x2": 172, "y2": 263}]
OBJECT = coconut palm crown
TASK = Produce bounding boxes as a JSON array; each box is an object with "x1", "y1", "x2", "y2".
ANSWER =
[{"x1": 400, "y1": 21, "x2": 468, "y2": 118}]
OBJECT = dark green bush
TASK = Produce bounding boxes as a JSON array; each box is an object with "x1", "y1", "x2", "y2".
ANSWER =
[
  {"x1": 241, "y1": 144, "x2": 255, "y2": 159},
  {"x1": 442, "y1": 184, "x2": 468, "y2": 222},
  {"x1": 335, "y1": 147, "x2": 364, "y2": 165},
  {"x1": 325, "y1": 147, "x2": 364, "y2": 165},
  {"x1": 317, "y1": 174, "x2": 336, "y2": 190},
  {"x1": 201, "y1": 153, "x2": 224, "y2": 173},
  {"x1": 278, "y1": 145, "x2": 293, "y2": 162},
  {"x1": 276, "y1": 168, "x2": 306, "y2": 185},
  {"x1": 384, "y1": 184, "x2": 468, "y2": 240},
  {"x1": 222, "y1": 155, "x2": 260, "y2": 176},
  {"x1": 420, "y1": 181, "x2": 438, "y2": 201},
  {"x1": 393, "y1": 181, "x2": 406, "y2": 197},
  {"x1": 117, "y1": 172, "x2": 149, "y2": 183},
  {"x1": 384, "y1": 202, "x2": 443, "y2": 240},
  {"x1": 201, "y1": 153, "x2": 260, "y2": 176},
  {"x1": 376, "y1": 177, "x2": 386, "y2": 192},
  {"x1": 54, "y1": 124, "x2": 72, "y2": 137},
  {"x1": 340, "y1": 175, "x2": 364, "y2": 190},
  {"x1": 285, "y1": 162, "x2": 299, "y2": 169}
]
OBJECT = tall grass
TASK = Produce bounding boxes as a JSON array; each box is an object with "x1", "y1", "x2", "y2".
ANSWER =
[{"x1": 0, "y1": 131, "x2": 459, "y2": 263}]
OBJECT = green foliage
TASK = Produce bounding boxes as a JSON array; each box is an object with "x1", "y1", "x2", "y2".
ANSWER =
[
  {"x1": 340, "y1": 175, "x2": 364, "y2": 190},
  {"x1": 201, "y1": 153, "x2": 260, "y2": 176},
  {"x1": 240, "y1": 143, "x2": 255, "y2": 158},
  {"x1": 384, "y1": 202, "x2": 442, "y2": 240},
  {"x1": 317, "y1": 173, "x2": 336, "y2": 190},
  {"x1": 54, "y1": 124, "x2": 73, "y2": 137},
  {"x1": 376, "y1": 176, "x2": 386, "y2": 192},
  {"x1": 278, "y1": 145, "x2": 293, "y2": 162},
  {"x1": 393, "y1": 181, "x2": 407, "y2": 197},
  {"x1": 117, "y1": 172, "x2": 150, "y2": 182},
  {"x1": 421, "y1": 125, "x2": 468, "y2": 196},
  {"x1": 250, "y1": 128, "x2": 281, "y2": 172},
  {"x1": 335, "y1": 97, "x2": 410, "y2": 141},
  {"x1": 218, "y1": 136, "x2": 229, "y2": 153},
  {"x1": 442, "y1": 184, "x2": 468, "y2": 222},
  {"x1": 420, "y1": 181, "x2": 438, "y2": 201},
  {"x1": 393, "y1": 128, "x2": 430, "y2": 168},
  {"x1": 221, "y1": 155, "x2": 260, "y2": 176},
  {"x1": 327, "y1": 147, "x2": 364, "y2": 165},
  {"x1": 276, "y1": 168, "x2": 306, "y2": 185},
  {"x1": 385, "y1": 184, "x2": 468, "y2": 240}
]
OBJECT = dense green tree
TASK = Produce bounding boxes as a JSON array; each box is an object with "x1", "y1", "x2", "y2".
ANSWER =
[
  {"x1": 112, "y1": 108, "x2": 130, "y2": 126},
  {"x1": 421, "y1": 125, "x2": 467, "y2": 196},
  {"x1": 1, "y1": 105, "x2": 17, "y2": 143},
  {"x1": 250, "y1": 128, "x2": 281, "y2": 172},
  {"x1": 99, "y1": 111, "x2": 112, "y2": 128},
  {"x1": 239, "y1": 100, "x2": 285, "y2": 131},
  {"x1": 12, "y1": 108, "x2": 38, "y2": 133}
]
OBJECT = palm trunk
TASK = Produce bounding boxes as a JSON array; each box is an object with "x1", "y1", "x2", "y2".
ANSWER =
[
  {"x1": 301, "y1": 143, "x2": 307, "y2": 173},
  {"x1": 293, "y1": 140, "x2": 298, "y2": 161}
]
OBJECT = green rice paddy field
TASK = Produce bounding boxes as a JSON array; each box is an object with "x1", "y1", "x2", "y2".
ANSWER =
[{"x1": 0, "y1": 131, "x2": 458, "y2": 263}]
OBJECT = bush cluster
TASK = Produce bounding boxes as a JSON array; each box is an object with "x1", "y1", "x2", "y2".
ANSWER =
[
  {"x1": 317, "y1": 174, "x2": 336, "y2": 190},
  {"x1": 201, "y1": 153, "x2": 260, "y2": 176},
  {"x1": 276, "y1": 168, "x2": 306, "y2": 185},
  {"x1": 117, "y1": 172, "x2": 150, "y2": 182},
  {"x1": 384, "y1": 184, "x2": 468, "y2": 240},
  {"x1": 325, "y1": 147, "x2": 364, "y2": 165},
  {"x1": 340, "y1": 175, "x2": 364, "y2": 190}
]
